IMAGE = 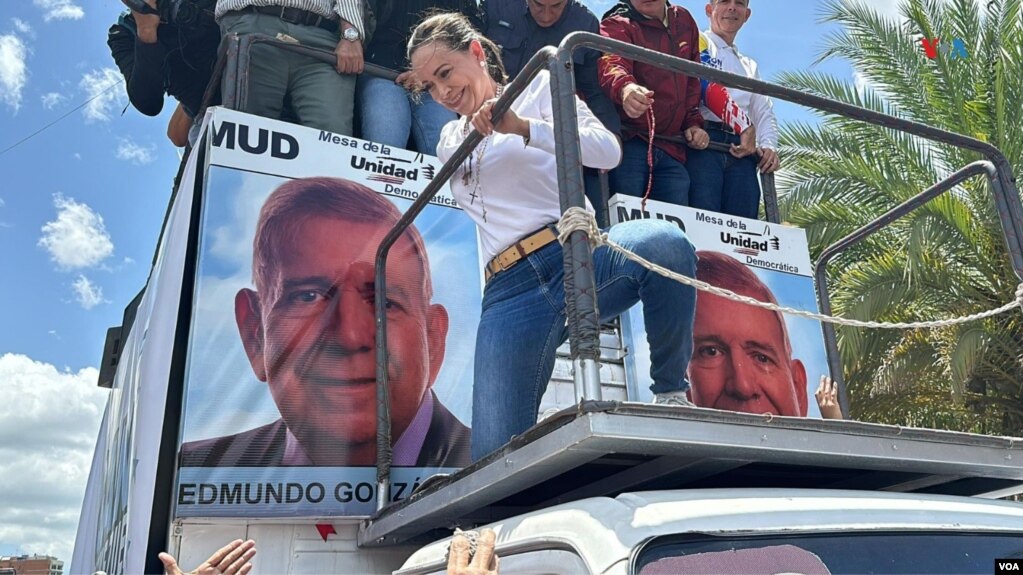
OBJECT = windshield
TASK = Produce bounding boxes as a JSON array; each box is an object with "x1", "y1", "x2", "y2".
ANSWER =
[{"x1": 635, "y1": 532, "x2": 1023, "y2": 574}]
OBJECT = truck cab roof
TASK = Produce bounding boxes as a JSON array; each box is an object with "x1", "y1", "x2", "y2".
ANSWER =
[{"x1": 397, "y1": 488, "x2": 1023, "y2": 574}]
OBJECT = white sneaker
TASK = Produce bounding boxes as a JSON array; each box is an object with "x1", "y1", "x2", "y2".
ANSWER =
[
  {"x1": 653, "y1": 391, "x2": 695, "y2": 407},
  {"x1": 538, "y1": 407, "x2": 562, "y2": 422}
]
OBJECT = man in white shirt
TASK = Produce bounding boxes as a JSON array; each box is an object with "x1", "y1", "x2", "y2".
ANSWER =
[
  {"x1": 216, "y1": 0, "x2": 366, "y2": 135},
  {"x1": 687, "y1": 0, "x2": 779, "y2": 219}
]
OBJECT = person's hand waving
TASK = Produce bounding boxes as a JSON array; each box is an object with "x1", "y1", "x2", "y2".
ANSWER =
[
  {"x1": 158, "y1": 539, "x2": 256, "y2": 575},
  {"x1": 447, "y1": 529, "x2": 499, "y2": 575},
  {"x1": 815, "y1": 376, "x2": 843, "y2": 420}
]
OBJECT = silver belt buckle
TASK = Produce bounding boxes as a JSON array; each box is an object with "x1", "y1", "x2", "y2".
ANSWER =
[{"x1": 278, "y1": 6, "x2": 301, "y2": 24}]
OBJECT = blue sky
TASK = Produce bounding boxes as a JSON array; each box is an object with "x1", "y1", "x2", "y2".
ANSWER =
[{"x1": 0, "y1": 0, "x2": 898, "y2": 566}]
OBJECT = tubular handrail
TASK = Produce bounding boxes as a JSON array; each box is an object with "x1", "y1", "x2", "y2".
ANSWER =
[
  {"x1": 366, "y1": 31, "x2": 1023, "y2": 513},
  {"x1": 554, "y1": 32, "x2": 1023, "y2": 278},
  {"x1": 814, "y1": 161, "x2": 999, "y2": 415},
  {"x1": 209, "y1": 34, "x2": 399, "y2": 112},
  {"x1": 200, "y1": 30, "x2": 1023, "y2": 516},
  {"x1": 654, "y1": 134, "x2": 780, "y2": 223},
  {"x1": 551, "y1": 32, "x2": 1023, "y2": 427}
]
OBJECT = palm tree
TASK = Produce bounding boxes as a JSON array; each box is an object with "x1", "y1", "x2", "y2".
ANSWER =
[{"x1": 776, "y1": 0, "x2": 1023, "y2": 435}]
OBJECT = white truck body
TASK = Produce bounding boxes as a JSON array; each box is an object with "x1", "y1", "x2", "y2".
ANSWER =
[
  {"x1": 69, "y1": 25, "x2": 1023, "y2": 570},
  {"x1": 397, "y1": 489, "x2": 1023, "y2": 574}
]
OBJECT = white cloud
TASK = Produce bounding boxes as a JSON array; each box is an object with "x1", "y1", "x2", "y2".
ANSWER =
[
  {"x1": 12, "y1": 18, "x2": 33, "y2": 36},
  {"x1": 38, "y1": 194, "x2": 114, "y2": 270},
  {"x1": 33, "y1": 0, "x2": 85, "y2": 22},
  {"x1": 79, "y1": 67, "x2": 125, "y2": 123},
  {"x1": 71, "y1": 275, "x2": 105, "y2": 309},
  {"x1": 41, "y1": 91, "x2": 64, "y2": 109},
  {"x1": 0, "y1": 33, "x2": 27, "y2": 112},
  {"x1": 853, "y1": 70, "x2": 871, "y2": 93},
  {"x1": 0, "y1": 353, "x2": 106, "y2": 566},
  {"x1": 115, "y1": 137, "x2": 156, "y2": 165}
]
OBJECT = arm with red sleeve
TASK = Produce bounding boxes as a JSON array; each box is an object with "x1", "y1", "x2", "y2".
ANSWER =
[
  {"x1": 597, "y1": 17, "x2": 639, "y2": 107},
  {"x1": 681, "y1": 21, "x2": 703, "y2": 131}
]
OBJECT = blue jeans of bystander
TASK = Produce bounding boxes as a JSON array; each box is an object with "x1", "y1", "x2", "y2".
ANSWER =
[
  {"x1": 357, "y1": 75, "x2": 455, "y2": 154},
  {"x1": 686, "y1": 128, "x2": 761, "y2": 219},
  {"x1": 609, "y1": 138, "x2": 691, "y2": 206},
  {"x1": 470, "y1": 220, "x2": 697, "y2": 461}
]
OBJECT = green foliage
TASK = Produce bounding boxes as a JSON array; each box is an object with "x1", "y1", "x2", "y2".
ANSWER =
[{"x1": 777, "y1": 0, "x2": 1023, "y2": 435}]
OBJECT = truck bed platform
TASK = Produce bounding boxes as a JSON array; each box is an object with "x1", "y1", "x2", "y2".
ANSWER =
[{"x1": 358, "y1": 402, "x2": 1023, "y2": 547}]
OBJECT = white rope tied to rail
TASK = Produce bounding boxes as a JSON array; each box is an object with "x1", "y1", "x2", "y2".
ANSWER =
[{"x1": 556, "y1": 207, "x2": 1023, "y2": 330}]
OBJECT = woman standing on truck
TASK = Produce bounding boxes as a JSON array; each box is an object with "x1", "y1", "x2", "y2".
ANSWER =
[{"x1": 407, "y1": 12, "x2": 700, "y2": 462}]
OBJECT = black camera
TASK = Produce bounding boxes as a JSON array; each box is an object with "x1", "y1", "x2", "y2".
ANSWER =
[{"x1": 121, "y1": 0, "x2": 216, "y2": 27}]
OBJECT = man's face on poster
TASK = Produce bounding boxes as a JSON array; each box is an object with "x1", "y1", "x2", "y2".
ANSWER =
[
  {"x1": 235, "y1": 216, "x2": 448, "y2": 465},
  {"x1": 688, "y1": 290, "x2": 807, "y2": 416}
]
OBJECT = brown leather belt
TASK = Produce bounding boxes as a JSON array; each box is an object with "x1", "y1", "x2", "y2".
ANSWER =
[{"x1": 485, "y1": 225, "x2": 559, "y2": 283}]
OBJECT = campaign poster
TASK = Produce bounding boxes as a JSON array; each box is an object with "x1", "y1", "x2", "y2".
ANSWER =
[
  {"x1": 609, "y1": 194, "x2": 830, "y2": 418},
  {"x1": 174, "y1": 108, "x2": 480, "y2": 517}
]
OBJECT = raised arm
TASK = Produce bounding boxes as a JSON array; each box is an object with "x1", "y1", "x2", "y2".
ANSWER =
[{"x1": 107, "y1": 15, "x2": 168, "y2": 116}]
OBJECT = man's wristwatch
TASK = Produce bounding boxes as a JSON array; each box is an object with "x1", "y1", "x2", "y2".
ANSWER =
[{"x1": 342, "y1": 26, "x2": 360, "y2": 42}]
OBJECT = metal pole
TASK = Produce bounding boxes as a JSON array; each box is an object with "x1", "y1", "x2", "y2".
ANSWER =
[
  {"x1": 814, "y1": 160, "x2": 997, "y2": 415},
  {"x1": 550, "y1": 45, "x2": 603, "y2": 401},
  {"x1": 761, "y1": 172, "x2": 779, "y2": 224}
]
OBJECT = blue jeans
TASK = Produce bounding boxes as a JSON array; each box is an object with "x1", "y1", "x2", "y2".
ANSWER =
[
  {"x1": 584, "y1": 167, "x2": 610, "y2": 227},
  {"x1": 356, "y1": 75, "x2": 455, "y2": 154},
  {"x1": 609, "y1": 139, "x2": 691, "y2": 206},
  {"x1": 686, "y1": 128, "x2": 761, "y2": 219},
  {"x1": 471, "y1": 220, "x2": 697, "y2": 461}
]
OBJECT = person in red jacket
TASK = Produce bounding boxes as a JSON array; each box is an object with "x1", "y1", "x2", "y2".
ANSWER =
[{"x1": 599, "y1": 0, "x2": 710, "y2": 206}]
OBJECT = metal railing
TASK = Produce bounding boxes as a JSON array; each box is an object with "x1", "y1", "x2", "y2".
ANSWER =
[
  {"x1": 204, "y1": 31, "x2": 1023, "y2": 512},
  {"x1": 815, "y1": 161, "x2": 1005, "y2": 415}
]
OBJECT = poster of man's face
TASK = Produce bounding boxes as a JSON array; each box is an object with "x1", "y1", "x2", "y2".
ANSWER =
[
  {"x1": 609, "y1": 195, "x2": 829, "y2": 418},
  {"x1": 174, "y1": 109, "x2": 481, "y2": 517},
  {"x1": 231, "y1": 177, "x2": 454, "y2": 466},
  {"x1": 688, "y1": 251, "x2": 808, "y2": 417}
]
